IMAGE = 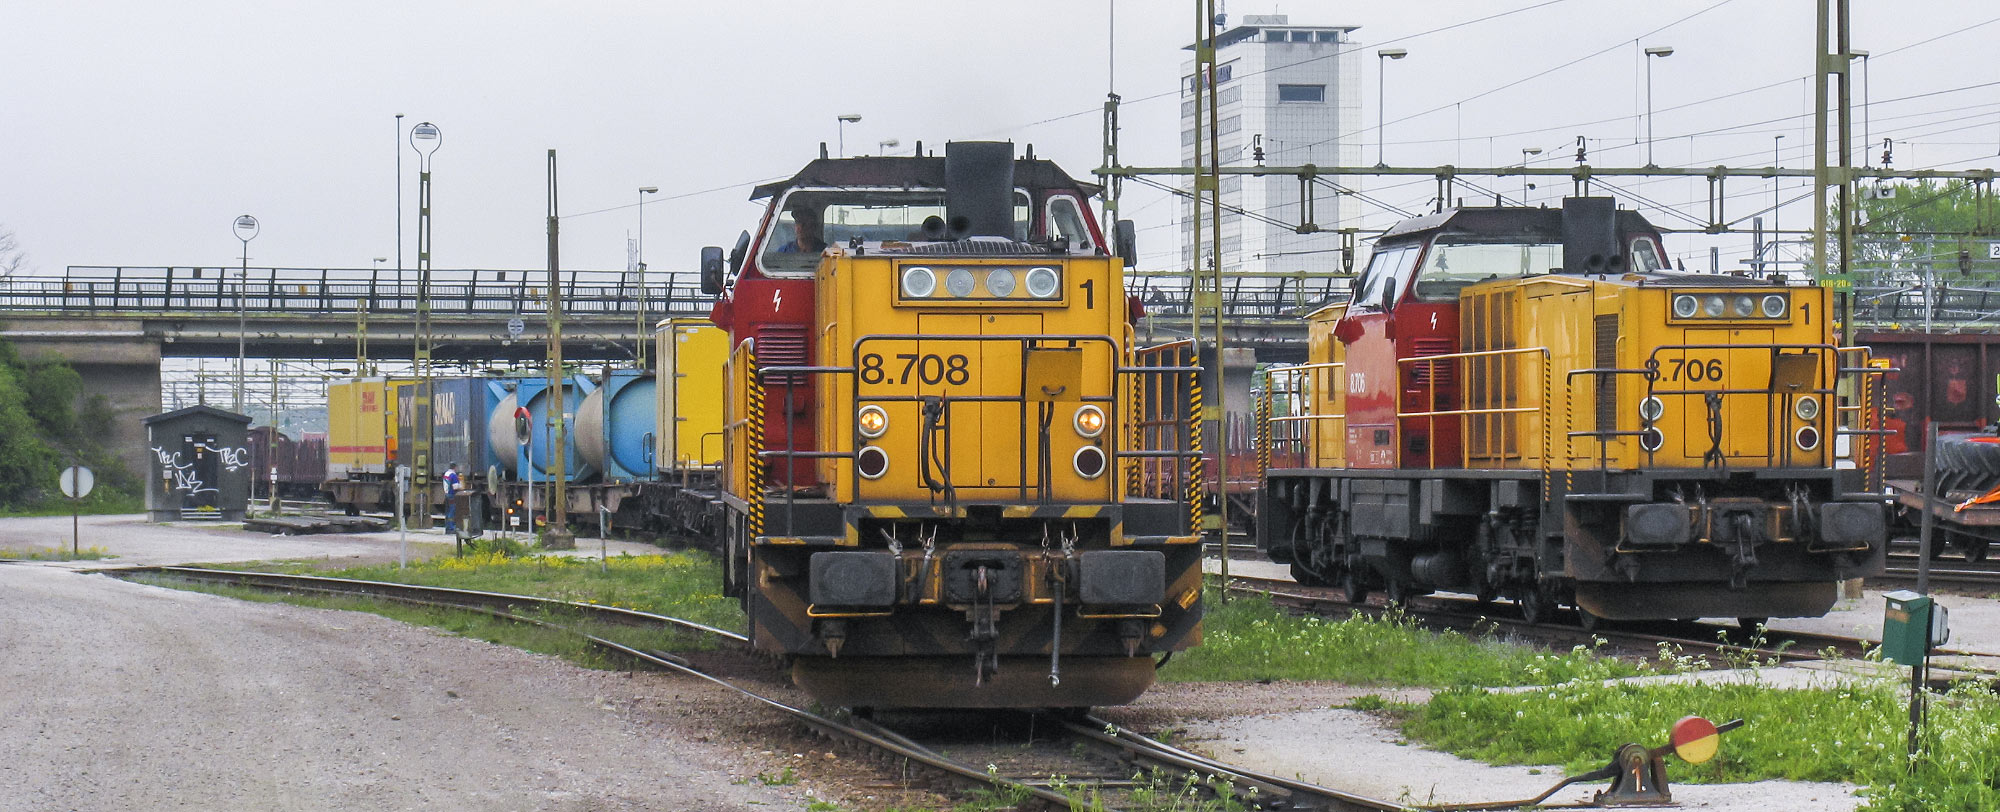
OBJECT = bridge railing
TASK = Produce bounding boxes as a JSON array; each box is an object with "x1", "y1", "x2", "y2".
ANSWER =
[{"x1": 0, "y1": 266, "x2": 713, "y2": 317}]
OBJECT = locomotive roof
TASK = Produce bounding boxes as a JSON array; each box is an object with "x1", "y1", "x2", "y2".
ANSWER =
[
  {"x1": 750, "y1": 155, "x2": 1102, "y2": 200},
  {"x1": 1377, "y1": 205, "x2": 1660, "y2": 244}
]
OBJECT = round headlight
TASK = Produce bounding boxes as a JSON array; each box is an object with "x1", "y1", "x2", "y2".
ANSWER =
[
  {"x1": 1794, "y1": 395, "x2": 1821, "y2": 421},
  {"x1": 1074, "y1": 405, "x2": 1105, "y2": 438},
  {"x1": 858, "y1": 405, "x2": 888, "y2": 438},
  {"x1": 1761, "y1": 294, "x2": 1788, "y2": 318},
  {"x1": 1639, "y1": 427, "x2": 1665, "y2": 452},
  {"x1": 1672, "y1": 295, "x2": 1698, "y2": 319},
  {"x1": 1702, "y1": 295, "x2": 1726, "y2": 317},
  {"x1": 901, "y1": 267, "x2": 936, "y2": 298},
  {"x1": 1732, "y1": 295, "x2": 1757, "y2": 317},
  {"x1": 1025, "y1": 266, "x2": 1060, "y2": 298},
  {"x1": 1796, "y1": 425, "x2": 1821, "y2": 451},
  {"x1": 945, "y1": 268, "x2": 977, "y2": 297},
  {"x1": 1638, "y1": 396, "x2": 1665, "y2": 422},
  {"x1": 856, "y1": 446, "x2": 889, "y2": 479},
  {"x1": 986, "y1": 268, "x2": 1017, "y2": 297},
  {"x1": 1072, "y1": 446, "x2": 1106, "y2": 479}
]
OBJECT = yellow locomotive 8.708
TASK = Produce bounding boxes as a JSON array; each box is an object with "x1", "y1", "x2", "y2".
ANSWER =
[
  {"x1": 1261, "y1": 198, "x2": 1889, "y2": 626},
  {"x1": 710, "y1": 142, "x2": 1203, "y2": 708}
]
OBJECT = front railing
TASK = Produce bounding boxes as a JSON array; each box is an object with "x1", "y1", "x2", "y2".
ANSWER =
[{"x1": 728, "y1": 335, "x2": 1203, "y2": 539}]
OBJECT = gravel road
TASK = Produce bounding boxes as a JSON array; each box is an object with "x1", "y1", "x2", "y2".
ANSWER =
[{"x1": 0, "y1": 561, "x2": 826, "y2": 811}]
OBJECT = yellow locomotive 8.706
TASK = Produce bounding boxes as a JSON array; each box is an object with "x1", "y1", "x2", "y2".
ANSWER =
[
  {"x1": 709, "y1": 142, "x2": 1204, "y2": 708},
  {"x1": 1261, "y1": 198, "x2": 1889, "y2": 626}
]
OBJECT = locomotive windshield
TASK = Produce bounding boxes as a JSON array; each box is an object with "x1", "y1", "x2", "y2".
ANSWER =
[
  {"x1": 1350, "y1": 244, "x2": 1419, "y2": 311},
  {"x1": 1410, "y1": 242, "x2": 1564, "y2": 302},
  {"x1": 760, "y1": 188, "x2": 1033, "y2": 276}
]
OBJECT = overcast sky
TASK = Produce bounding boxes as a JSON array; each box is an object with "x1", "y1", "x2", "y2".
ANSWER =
[{"x1": 4, "y1": 0, "x2": 1997, "y2": 279}]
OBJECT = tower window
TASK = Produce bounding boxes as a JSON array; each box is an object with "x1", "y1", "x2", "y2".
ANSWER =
[{"x1": 1277, "y1": 84, "x2": 1325, "y2": 103}]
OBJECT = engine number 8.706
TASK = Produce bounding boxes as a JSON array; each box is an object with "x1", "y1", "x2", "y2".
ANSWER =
[{"x1": 859, "y1": 352, "x2": 971, "y2": 386}]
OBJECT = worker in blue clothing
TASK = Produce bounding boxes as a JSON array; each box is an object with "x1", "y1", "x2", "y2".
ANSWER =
[{"x1": 442, "y1": 463, "x2": 462, "y2": 534}]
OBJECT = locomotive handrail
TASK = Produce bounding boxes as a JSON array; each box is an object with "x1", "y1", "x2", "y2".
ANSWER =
[
  {"x1": 1394, "y1": 346, "x2": 1551, "y2": 470},
  {"x1": 739, "y1": 334, "x2": 1200, "y2": 529},
  {"x1": 1260, "y1": 361, "x2": 1348, "y2": 470}
]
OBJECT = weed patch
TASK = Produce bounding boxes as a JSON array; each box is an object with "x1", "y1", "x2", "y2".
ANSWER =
[
  {"x1": 0, "y1": 545, "x2": 113, "y2": 561},
  {"x1": 1161, "y1": 590, "x2": 1643, "y2": 687}
]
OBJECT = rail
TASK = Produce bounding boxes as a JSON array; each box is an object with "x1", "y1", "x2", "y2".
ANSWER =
[{"x1": 0, "y1": 266, "x2": 708, "y2": 318}]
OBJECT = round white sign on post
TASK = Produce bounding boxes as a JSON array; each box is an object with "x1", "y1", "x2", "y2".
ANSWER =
[
  {"x1": 60, "y1": 466, "x2": 95, "y2": 499},
  {"x1": 507, "y1": 317, "x2": 525, "y2": 337},
  {"x1": 233, "y1": 215, "x2": 259, "y2": 242}
]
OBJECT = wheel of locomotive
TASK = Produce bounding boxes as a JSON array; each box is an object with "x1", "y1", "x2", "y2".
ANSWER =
[
  {"x1": 1970, "y1": 540, "x2": 1992, "y2": 564},
  {"x1": 1384, "y1": 577, "x2": 1421, "y2": 609},
  {"x1": 1339, "y1": 566, "x2": 1370, "y2": 605},
  {"x1": 1577, "y1": 606, "x2": 1604, "y2": 633},
  {"x1": 1737, "y1": 617, "x2": 1769, "y2": 633},
  {"x1": 1518, "y1": 588, "x2": 1550, "y2": 625}
]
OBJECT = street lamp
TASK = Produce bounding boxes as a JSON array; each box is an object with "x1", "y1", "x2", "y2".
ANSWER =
[
  {"x1": 636, "y1": 185, "x2": 658, "y2": 369},
  {"x1": 1643, "y1": 46, "x2": 1675, "y2": 166},
  {"x1": 1520, "y1": 148, "x2": 1541, "y2": 202},
  {"x1": 836, "y1": 114, "x2": 862, "y2": 157},
  {"x1": 1376, "y1": 48, "x2": 1408, "y2": 167},
  {"x1": 395, "y1": 113, "x2": 404, "y2": 295},
  {"x1": 232, "y1": 214, "x2": 260, "y2": 416},
  {"x1": 878, "y1": 138, "x2": 900, "y2": 156}
]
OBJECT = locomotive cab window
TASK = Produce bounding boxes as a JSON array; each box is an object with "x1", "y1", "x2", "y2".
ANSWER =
[
  {"x1": 1629, "y1": 238, "x2": 1666, "y2": 273},
  {"x1": 1351, "y1": 244, "x2": 1420, "y2": 311},
  {"x1": 1411, "y1": 241, "x2": 1562, "y2": 302},
  {"x1": 760, "y1": 189, "x2": 1033, "y2": 277},
  {"x1": 1046, "y1": 195, "x2": 1094, "y2": 252}
]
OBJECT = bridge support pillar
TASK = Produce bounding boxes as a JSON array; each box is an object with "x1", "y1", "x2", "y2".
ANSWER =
[{"x1": 6, "y1": 324, "x2": 162, "y2": 482}]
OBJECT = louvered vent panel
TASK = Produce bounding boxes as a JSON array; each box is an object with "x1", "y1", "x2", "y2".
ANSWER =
[
  {"x1": 755, "y1": 324, "x2": 809, "y2": 385},
  {"x1": 1407, "y1": 337, "x2": 1456, "y2": 386},
  {"x1": 1594, "y1": 314, "x2": 1619, "y2": 433}
]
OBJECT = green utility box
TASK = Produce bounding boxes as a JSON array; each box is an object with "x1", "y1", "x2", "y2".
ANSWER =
[{"x1": 1882, "y1": 590, "x2": 1950, "y2": 665}]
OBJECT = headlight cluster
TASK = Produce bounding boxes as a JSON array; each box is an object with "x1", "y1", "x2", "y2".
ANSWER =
[
  {"x1": 901, "y1": 265, "x2": 1061, "y2": 300},
  {"x1": 1670, "y1": 292, "x2": 1789, "y2": 321}
]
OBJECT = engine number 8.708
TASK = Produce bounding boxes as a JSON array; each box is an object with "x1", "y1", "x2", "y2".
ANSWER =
[{"x1": 858, "y1": 352, "x2": 972, "y2": 386}]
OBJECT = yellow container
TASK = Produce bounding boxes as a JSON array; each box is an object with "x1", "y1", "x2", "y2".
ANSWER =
[
  {"x1": 327, "y1": 378, "x2": 410, "y2": 476},
  {"x1": 656, "y1": 318, "x2": 729, "y2": 469}
]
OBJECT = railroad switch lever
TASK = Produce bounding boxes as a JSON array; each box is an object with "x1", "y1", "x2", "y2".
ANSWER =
[{"x1": 1424, "y1": 717, "x2": 1744, "y2": 811}]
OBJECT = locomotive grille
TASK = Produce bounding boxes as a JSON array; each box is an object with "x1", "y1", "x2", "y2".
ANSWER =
[
  {"x1": 879, "y1": 239, "x2": 1048, "y2": 256},
  {"x1": 1593, "y1": 314, "x2": 1619, "y2": 434},
  {"x1": 755, "y1": 324, "x2": 809, "y2": 385},
  {"x1": 1408, "y1": 337, "x2": 1456, "y2": 386}
]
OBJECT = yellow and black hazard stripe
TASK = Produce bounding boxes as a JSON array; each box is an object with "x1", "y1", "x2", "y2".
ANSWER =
[
  {"x1": 747, "y1": 346, "x2": 766, "y2": 540},
  {"x1": 1186, "y1": 366, "x2": 1205, "y2": 536}
]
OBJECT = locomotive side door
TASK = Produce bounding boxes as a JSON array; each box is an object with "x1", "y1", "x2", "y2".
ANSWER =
[{"x1": 1334, "y1": 244, "x2": 1421, "y2": 469}]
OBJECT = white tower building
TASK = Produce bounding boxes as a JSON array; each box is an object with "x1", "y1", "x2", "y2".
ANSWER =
[{"x1": 1180, "y1": 15, "x2": 1363, "y2": 282}]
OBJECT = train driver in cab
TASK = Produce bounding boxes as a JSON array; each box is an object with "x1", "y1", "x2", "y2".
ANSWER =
[{"x1": 779, "y1": 203, "x2": 826, "y2": 254}]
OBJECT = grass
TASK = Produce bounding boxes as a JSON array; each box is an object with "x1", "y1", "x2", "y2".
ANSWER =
[
  {"x1": 132, "y1": 574, "x2": 713, "y2": 669},
  {"x1": 1387, "y1": 644, "x2": 2000, "y2": 812},
  {"x1": 259, "y1": 547, "x2": 746, "y2": 635},
  {"x1": 1159, "y1": 589, "x2": 1645, "y2": 687},
  {"x1": 0, "y1": 545, "x2": 114, "y2": 561},
  {"x1": 0, "y1": 492, "x2": 143, "y2": 517}
]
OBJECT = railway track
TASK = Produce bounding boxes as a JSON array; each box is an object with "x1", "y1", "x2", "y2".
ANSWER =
[
  {"x1": 108, "y1": 566, "x2": 1419, "y2": 812},
  {"x1": 1221, "y1": 573, "x2": 1998, "y2": 686}
]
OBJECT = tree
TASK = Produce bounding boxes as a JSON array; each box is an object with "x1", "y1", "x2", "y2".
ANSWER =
[
  {"x1": 0, "y1": 336, "x2": 134, "y2": 509},
  {"x1": 0, "y1": 226, "x2": 28, "y2": 277},
  {"x1": 1850, "y1": 180, "x2": 1996, "y2": 269}
]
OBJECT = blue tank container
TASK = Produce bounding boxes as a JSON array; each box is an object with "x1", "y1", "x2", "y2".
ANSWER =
[
  {"x1": 488, "y1": 374, "x2": 597, "y2": 482},
  {"x1": 577, "y1": 369, "x2": 657, "y2": 483}
]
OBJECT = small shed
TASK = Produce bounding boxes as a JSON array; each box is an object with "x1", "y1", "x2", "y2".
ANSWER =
[{"x1": 142, "y1": 405, "x2": 253, "y2": 522}]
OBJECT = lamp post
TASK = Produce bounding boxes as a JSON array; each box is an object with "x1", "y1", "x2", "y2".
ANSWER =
[
  {"x1": 395, "y1": 113, "x2": 404, "y2": 296},
  {"x1": 232, "y1": 214, "x2": 259, "y2": 415},
  {"x1": 1773, "y1": 134, "x2": 1786, "y2": 245},
  {"x1": 1643, "y1": 46, "x2": 1675, "y2": 166},
  {"x1": 836, "y1": 114, "x2": 862, "y2": 157},
  {"x1": 878, "y1": 138, "x2": 900, "y2": 156},
  {"x1": 1520, "y1": 148, "x2": 1541, "y2": 202},
  {"x1": 636, "y1": 185, "x2": 658, "y2": 369},
  {"x1": 1375, "y1": 48, "x2": 1408, "y2": 167}
]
